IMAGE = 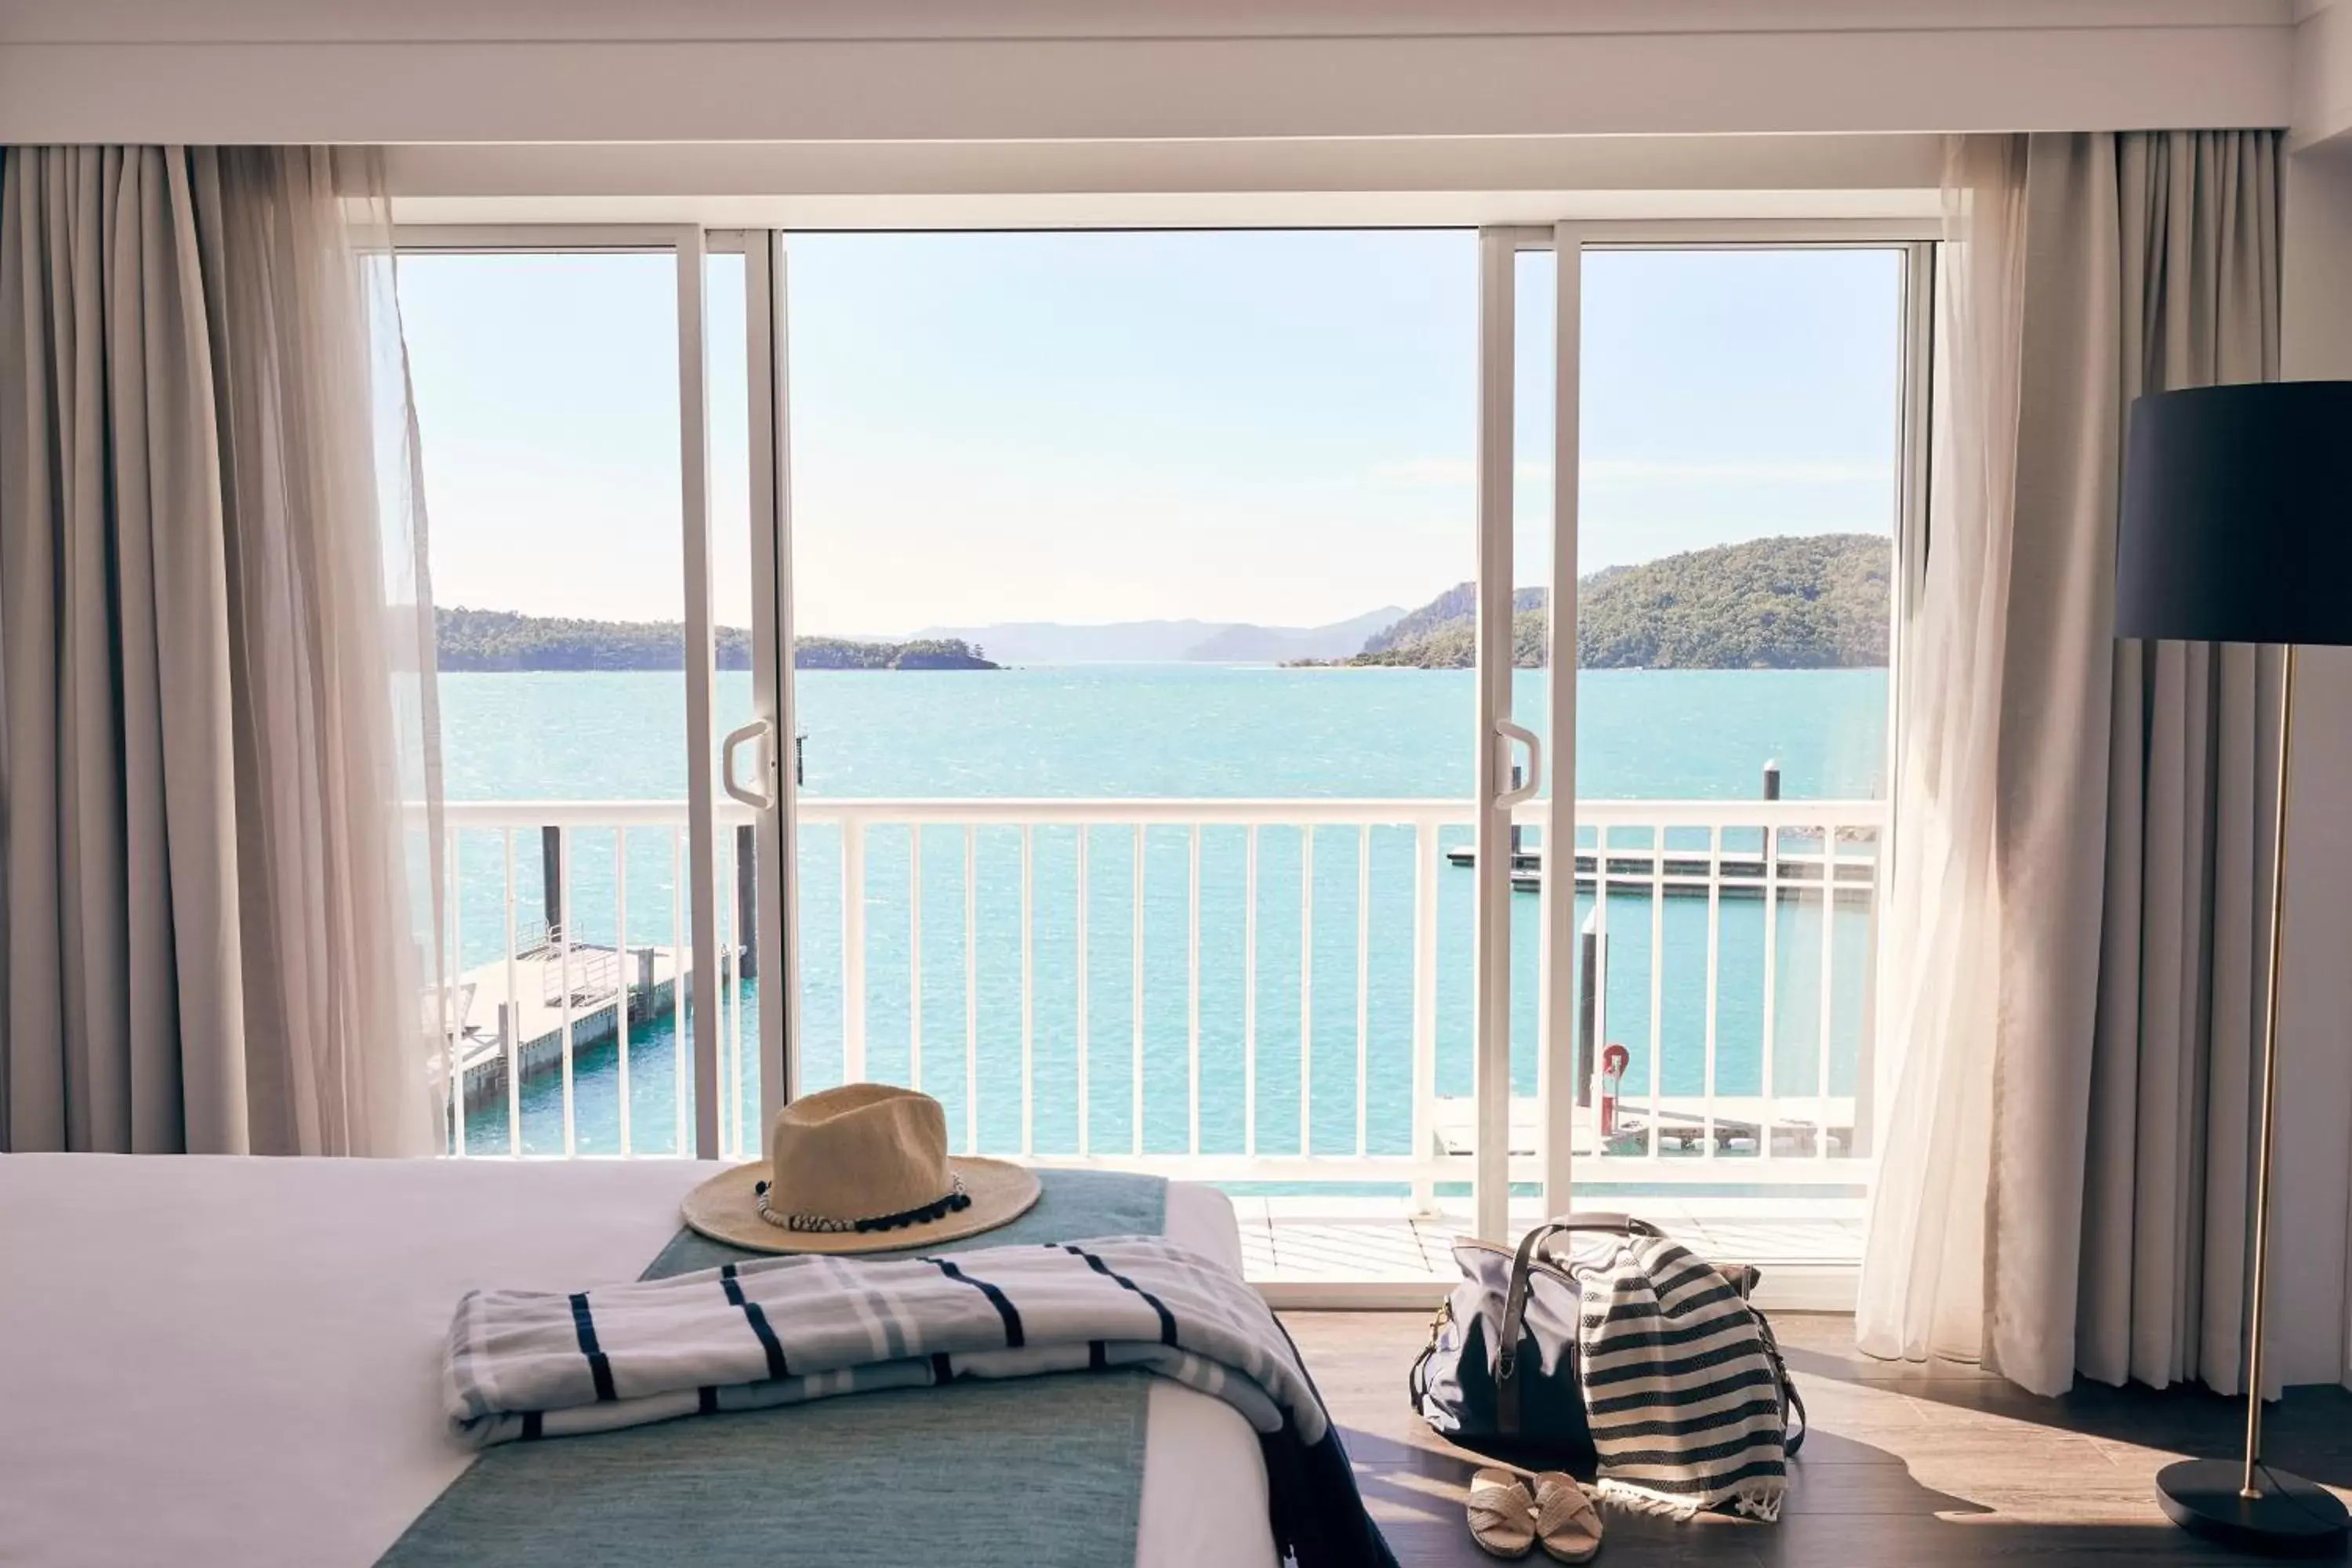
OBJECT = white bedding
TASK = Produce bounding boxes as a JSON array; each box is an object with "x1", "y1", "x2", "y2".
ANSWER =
[{"x1": 0, "y1": 1155, "x2": 1276, "y2": 1568}]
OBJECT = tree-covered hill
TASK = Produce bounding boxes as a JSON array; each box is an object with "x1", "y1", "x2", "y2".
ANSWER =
[
  {"x1": 1359, "y1": 583, "x2": 1548, "y2": 655},
  {"x1": 1336, "y1": 533, "x2": 1889, "y2": 670},
  {"x1": 434, "y1": 608, "x2": 997, "y2": 671}
]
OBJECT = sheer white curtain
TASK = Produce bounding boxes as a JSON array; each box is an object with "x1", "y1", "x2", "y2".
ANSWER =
[
  {"x1": 1856, "y1": 135, "x2": 2028, "y2": 1368},
  {"x1": 0, "y1": 146, "x2": 442, "y2": 1157},
  {"x1": 1860, "y1": 131, "x2": 2287, "y2": 1396}
]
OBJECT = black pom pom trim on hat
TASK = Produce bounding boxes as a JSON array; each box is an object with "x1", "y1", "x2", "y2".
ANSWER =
[{"x1": 753, "y1": 1174, "x2": 974, "y2": 1234}]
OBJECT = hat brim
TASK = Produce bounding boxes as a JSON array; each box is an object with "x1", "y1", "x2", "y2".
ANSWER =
[{"x1": 679, "y1": 1156, "x2": 1042, "y2": 1256}]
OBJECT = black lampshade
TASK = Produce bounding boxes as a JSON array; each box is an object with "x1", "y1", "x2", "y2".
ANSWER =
[{"x1": 2117, "y1": 381, "x2": 2352, "y2": 645}]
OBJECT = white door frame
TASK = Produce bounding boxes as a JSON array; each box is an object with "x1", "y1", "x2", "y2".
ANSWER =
[
  {"x1": 396, "y1": 223, "x2": 763, "y2": 1161},
  {"x1": 1472, "y1": 230, "x2": 1524, "y2": 1242},
  {"x1": 1544, "y1": 223, "x2": 1586, "y2": 1218},
  {"x1": 1476, "y1": 220, "x2": 1933, "y2": 1238},
  {"x1": 672, "y1": 226, "x2": 724, "y2": 1161},
  {"x1": 741, "y1": 233, "x2": 800, "y2": 1132},
  {"x1": 1472, "y1": 223, "x2": 1583, "y2": 1242}
]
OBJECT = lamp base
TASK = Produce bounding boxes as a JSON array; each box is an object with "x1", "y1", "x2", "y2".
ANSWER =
[{"x1": 2157, "y1": 1459, "x2": 2350, "y2": 1557}]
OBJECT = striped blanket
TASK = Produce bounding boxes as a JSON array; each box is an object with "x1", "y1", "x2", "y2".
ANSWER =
[
  {"x1": 1566, "y1": 1232, "x2": 1795, "y2": 1521},
  {"x1": 441, "y1": 1233, "x2": 1397, "y2": 1568}
]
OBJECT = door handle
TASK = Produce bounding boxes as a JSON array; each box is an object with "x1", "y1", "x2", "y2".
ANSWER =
[
  {"x1": 1495, "y1": 720, "x2": 1542, "y2": 808},
  {"x1": 721, "y1": 720, "x2": 775, "y2": 811}
]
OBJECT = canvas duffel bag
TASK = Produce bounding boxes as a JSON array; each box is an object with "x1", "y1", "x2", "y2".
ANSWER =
[{"x1": 1406, "y1": 1213, "x2": 1802, "y2": 1461}]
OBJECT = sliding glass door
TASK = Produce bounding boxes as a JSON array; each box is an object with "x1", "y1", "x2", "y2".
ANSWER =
[
  {"x1": 1465, "y1": 230, "x2": 1578, "y2": 1241},
  {"x1": 757, "y1": 227, "x2": 1523, "y2": 1266},
  {"x1": 1514, "y1": 232, "x2": 1918, "y2": 1261},
  {"x1": 405, "y1": 218, "x2": 1922, "y2": 1279},
  {"x1": 1465, "y1": 229, "x2": 1919, "y2": 1242},
  {"x1": 401, "y1": 228, "x2": 786, "y2": 1161}
]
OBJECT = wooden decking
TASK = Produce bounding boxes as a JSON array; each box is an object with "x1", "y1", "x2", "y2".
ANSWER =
[{"x1": 1287, "y1": 1308, "x2": 2352, "y2": 1566}]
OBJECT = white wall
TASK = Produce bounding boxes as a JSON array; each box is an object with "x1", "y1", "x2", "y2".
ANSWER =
[
  {"x1": 2294, "y1": 0, "x2": 2352, "y2": 146},
  {"x1": 380, "y1": 135, "x2": 1947, "y2": 228},
  {"x1": 0, "y1": 0, "x2": 2297, "y2": 147}
]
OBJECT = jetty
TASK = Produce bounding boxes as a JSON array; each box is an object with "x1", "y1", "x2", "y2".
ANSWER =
[
  {"x1": 1430, "y1": 1093, "x2": 1859, "y2": 1161},
  {"x1": 1446, "y1": 760, "x2": 1877, "y2": 895},
  {"x1": 1442, "y1": 841, "x2": 1878, "y2": 898},
  {"x1": 442, "y1": 936, "x2": 732, "y2": 1112}
]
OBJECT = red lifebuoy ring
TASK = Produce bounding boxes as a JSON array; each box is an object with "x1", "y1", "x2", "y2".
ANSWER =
[{"x1": 1599, "y1": 1044, "x2": 1631, "y2": 1136}]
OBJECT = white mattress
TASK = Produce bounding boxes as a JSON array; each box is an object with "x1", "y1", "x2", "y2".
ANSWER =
[{"x1": 0, "y1": 1155, "x2": 1276, "y2": 1568}]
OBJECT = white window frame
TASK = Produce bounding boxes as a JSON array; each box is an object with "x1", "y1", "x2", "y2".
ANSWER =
[{"x1": 398, "y1": 216, "x2": 1935, "y2": 1227}]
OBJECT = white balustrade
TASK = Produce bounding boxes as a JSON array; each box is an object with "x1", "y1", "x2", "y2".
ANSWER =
[{"x1": 430, "y1": 797, "x2": 1886, "y2": 1190}]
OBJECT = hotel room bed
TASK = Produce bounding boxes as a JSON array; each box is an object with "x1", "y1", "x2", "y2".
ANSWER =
[{"x1": 0, "y1": 1154, "x2": 1279, "y2": 1567}]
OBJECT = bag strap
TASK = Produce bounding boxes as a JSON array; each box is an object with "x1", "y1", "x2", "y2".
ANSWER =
[
  {"x1": 1748, "y1": 1301, "x2": 1807, "y2": 1457},
  {"x1": 1405, "y1": 1300, "x2": 1448, "y2": 1408},
  {"x1": 1494, "y1": 1214, "x2": 1661, "y2": 1436}
]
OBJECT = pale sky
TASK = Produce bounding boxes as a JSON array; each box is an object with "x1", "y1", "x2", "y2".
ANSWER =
[{"x1": 400, "y1": 235, "x2": 1901, "y2": 636}]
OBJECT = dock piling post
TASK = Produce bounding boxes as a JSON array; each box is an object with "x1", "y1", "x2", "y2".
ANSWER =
[
  {"x1": 735, "y1": 823, "x2": 758, "y2": 979},
  {"x1": 540, "y1": 826, "x2": 563, "y2": 940},
  {"x1": 1577, "y1": 907, "x2": 1604, "y2": 1107}
]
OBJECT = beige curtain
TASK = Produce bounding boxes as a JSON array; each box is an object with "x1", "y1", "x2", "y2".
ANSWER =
[
  {"x1": 2067, "y1": 131, "x2": 2281, "y2": 1397},
  {"x1": 1860, "y1": 129, "x2": 2285, "y2": 1397},
  {"x1": 0, "y1": 146, "x2": 442, "y2": 1157}
]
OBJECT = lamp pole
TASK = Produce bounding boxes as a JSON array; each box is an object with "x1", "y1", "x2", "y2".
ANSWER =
[{"x1": 2239, "y1": 642, "x2": 2294, "y2": 1498}]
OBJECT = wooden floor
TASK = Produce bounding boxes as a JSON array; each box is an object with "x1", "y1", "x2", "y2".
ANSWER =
[{"x1": 1283, "y1": 1309, "x2": 2352, "y2": 1566}]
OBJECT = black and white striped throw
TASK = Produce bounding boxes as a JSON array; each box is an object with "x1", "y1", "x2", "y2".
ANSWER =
[
  {"x1": 441, "y1": 1233, "x2": 1397, "y2": 1568},
  {"x1": 1566, "y1": 1232, "x2": 1791, "y2": 1520}
]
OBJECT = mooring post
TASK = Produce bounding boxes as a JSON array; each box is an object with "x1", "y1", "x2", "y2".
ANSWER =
[
  {"x1": 1762, "y1": 760, "x2": 1782, "y2": 801},
  {"x1": 540, "y1": 826, "x2": 563, "y2": 941},
  {"x1": 1577, "y1": 906, "x2": 1605, "y2": 1107},
  {"x1": 735, "y1": 823, "x2": 759, "y2": 978}
]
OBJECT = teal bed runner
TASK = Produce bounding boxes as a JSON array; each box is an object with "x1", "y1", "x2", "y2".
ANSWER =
[{"x1": 379, "y1": 1170, "x2": 1167, "y2": 1568}]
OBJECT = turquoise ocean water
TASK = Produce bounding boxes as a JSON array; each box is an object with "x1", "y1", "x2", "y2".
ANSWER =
[{"x1": 447, "y1": 666, "x2": 1887, "y2": 1165}]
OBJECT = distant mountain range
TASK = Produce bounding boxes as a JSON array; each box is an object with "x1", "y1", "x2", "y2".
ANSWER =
[
  {"x1": 434, "y1": 534, "x2": 1887, "y2": 675},
  {"x1": 1334, "y1": 534, "x2": 1890, "y2": 670},
  {"x1": 916, "y1": 606, "x2": 1403, "y2": 666}
]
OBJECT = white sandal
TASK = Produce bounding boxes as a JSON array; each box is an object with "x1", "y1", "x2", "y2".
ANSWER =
[
  {"x1": 1468, "y1": 1467, "x2": 1538, "y2": 1559},
  {"x1": 1530, "y1": 1472, "x2": 1603, "y2": 1563}
]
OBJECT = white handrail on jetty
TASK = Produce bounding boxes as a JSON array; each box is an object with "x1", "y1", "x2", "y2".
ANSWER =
[{"x1": 430, "y1": 795, "x2": 1886, "y2": 1194}]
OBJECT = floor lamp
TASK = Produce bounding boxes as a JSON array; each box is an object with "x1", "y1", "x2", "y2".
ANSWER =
[{"x1": 2117, "y1": 379, "x2": 2352, "y2": 1558}]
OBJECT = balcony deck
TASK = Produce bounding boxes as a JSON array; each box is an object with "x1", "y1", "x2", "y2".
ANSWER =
[{"x1": 1242, "y1": 1192, "x2": 1866, "y2": 1309}]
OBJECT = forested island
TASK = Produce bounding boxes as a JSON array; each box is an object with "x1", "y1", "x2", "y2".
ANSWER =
[
  {"x1": 1323, "y1": 533, "x2": 1889, "y2": 670},
  {"x1": 434, "y1": 608, "x2": 998, "y2": 671}
]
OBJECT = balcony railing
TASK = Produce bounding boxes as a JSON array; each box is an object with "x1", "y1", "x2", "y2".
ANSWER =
[{"x1": 431, "y1": 796, "x2": 1884, "y2": 1199}]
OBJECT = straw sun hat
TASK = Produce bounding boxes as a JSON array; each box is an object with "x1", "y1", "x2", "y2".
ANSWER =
[{"x1": 681, "y1": 1082, "x2": 1040, "y2": 1254}]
